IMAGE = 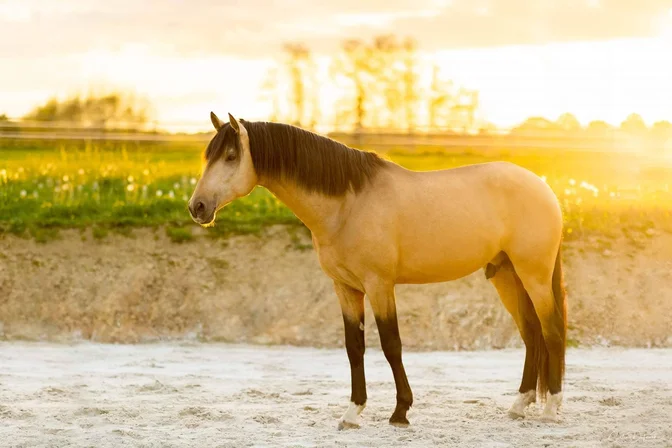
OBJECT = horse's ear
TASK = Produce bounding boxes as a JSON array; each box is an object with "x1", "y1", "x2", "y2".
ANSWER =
[
  {"x1": 228, "y1": 113, "x2": 240, "y2": 134},
  {"x1": 210, "y1": 111, "x2": 224, "y2": 131}
]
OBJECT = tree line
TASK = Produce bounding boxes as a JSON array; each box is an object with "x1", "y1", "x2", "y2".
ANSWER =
[{"x1": 262, "y1": 35, "x2": 480, "y2": 133}]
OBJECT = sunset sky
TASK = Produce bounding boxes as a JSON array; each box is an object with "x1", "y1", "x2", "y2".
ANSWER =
[{"x1": 1, "y1": 0, "x2": 672, "y2": 131}]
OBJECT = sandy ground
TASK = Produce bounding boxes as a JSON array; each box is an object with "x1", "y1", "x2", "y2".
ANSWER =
[
  {"x1": 0, "y1": 343, "x2": 670, "y2": 448},
  {"x1": 1, "y1": 226, "x2": 672, "y2": 349}
]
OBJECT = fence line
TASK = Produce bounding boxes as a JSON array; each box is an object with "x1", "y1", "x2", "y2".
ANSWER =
[{"x1": 1, "y1": 119, "x2": 670, "y2": 156}]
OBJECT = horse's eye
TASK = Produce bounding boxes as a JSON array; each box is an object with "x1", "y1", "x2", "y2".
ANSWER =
[{"x1": 225, "y1": 153, "x2": 236, "y2": 162}]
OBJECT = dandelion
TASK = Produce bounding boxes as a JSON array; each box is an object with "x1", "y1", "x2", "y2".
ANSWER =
[
  {"x1": 63, "y1": 175, "x2": 69, "y2": 182},
  {"x1": 143, "y1": 169, "x2": 150, "y2": 176},
  {"x1": 156, "y1": 190, "x2": 163, "y2": 197},
  {"x1": 127, "y1": 184, "x2": 135, "y2": 192},
  {"x1": 182, "y1": 194, "x2": 189, "y2": 201},
  {"x1": 55, "y1": 186, "x2": 62, "y2": 193},
  {"x1": 168, "y1": 190, "x2": 175, "y2": 199},
  {"x1": 190, "y1": 178, "x2": 197, "y2": 185},
  {"x1": 564, "y1": 188, "x2": 571, "y2": 195},
  {"x1": 127, "y1": 175, "x2": 134, "y2": 183},
  {"x1": 173, "y1": 182, "x2": 180, "y2": 190},
  {"x1": 78, "y1": 169, "x2": 85, "y2": 175},
  {"x1": 62, "y1": 184, "x2": 70, "y2": 191},
  {"x1": 38, "y1": 183, "x2": 44, "y2": 189},
  {"x1": 20, "y1": 190, "x2": 27, "y2": 198},
  {"x1": 568, "y1": 178, "x2": 576, "y2": 186},
  {"x1": 32, "y1": 191, "x2": 39, "y2": 199}
]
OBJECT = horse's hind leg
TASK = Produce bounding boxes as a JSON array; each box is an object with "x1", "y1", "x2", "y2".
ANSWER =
[
  {"x1": 488, "y1": 259, "x2": 544, "y2": 419},
  {"x1": 512, "y1": 251, "x2": 566, "y2": 422},
  {"x1": 366, "y1": 279, "x2": 413, "y2": 427},
  {"x1": 334, "y1": 281, "x2": 367, "y2": 430}
]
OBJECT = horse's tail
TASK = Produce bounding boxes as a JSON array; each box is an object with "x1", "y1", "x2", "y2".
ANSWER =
[{"x1": 536, "y1": 246, "x2": 567, "y2": 399}]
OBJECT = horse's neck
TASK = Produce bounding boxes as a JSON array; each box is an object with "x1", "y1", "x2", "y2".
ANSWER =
[{"x1": 261, "y1": 179, "x2": 350, "y2": 243}]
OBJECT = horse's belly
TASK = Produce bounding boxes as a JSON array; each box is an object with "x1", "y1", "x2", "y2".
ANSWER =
[
  {"x1": 396, "y1": 256, "x2": 489, "y2": 284},
  {"x1": 395, "y1": 228, "x2": 501, "y2": 284}
]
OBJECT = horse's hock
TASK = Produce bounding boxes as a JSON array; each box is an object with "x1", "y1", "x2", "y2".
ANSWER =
[{"x1": 0, "y1": 225, "x2": 671, "y2": 348}]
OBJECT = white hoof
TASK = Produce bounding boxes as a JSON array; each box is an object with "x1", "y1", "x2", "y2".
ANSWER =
[
  {"x1": 337, "y1": 402, "x2": 365, "y2": 430},
  {"x1": 541, "y1": 392, "x2": 563, "y2": 422},
  {"x1": 507, "y1": 390, "x2": 536, "y2": 419}
]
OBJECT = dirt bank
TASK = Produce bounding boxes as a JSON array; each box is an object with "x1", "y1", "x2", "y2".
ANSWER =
[{"x1": 1, "y1": 226, "x2": 671, "y2": 349}]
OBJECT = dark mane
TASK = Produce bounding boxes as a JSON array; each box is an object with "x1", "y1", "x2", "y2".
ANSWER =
[{"x1": 205, "y1": 121, "x2": 386, "y2": 196}]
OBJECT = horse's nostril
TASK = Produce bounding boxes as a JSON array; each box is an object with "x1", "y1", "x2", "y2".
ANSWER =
[
  {"x1": 195, "y1": 201, "x2": 205, "y2": 215},
  {"x1": 189, "y1": 200, "x2": 206, "y2": 219}
]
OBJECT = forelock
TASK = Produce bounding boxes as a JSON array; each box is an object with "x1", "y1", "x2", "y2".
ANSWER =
[{"x1": 204, "y1": 123, "x2": 241, "y2": 163}]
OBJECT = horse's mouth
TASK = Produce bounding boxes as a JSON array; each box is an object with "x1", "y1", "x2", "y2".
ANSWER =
[{"x1": 200, "y1": 213, "x2": 216, "y2": 227}]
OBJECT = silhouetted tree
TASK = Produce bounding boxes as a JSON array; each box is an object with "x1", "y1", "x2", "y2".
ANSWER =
[
  {"x1": 651, "y1": 120, "x2": 672, "y2": 138},
  {"x1": 260, "y1": 67, "x2": 281, "y2": 123},
  {"x1": 332, "y1": 39, "x2": 373, "y2": 130},
  {"x1": 281, "y1": 43, "x2": 318, "y2": 127},
  {"x1": 428, "y1": 65, "x2": 455, "y2": 130},
  {"x1": 24, "y1": 92, "x2": 150, "y2": 128},
  {"x1": 620, "y1": 113, "x2": 648, "y2": 135},
  {"x1": 556, "y1": 113, "x2": 581, "y2": 132},
  {"x1": 447, "y1": 87, "x2": 479, "y2": 132},
  {"x1": 511, "y1": 117, "x2": 562, "y2": 135},
  {"x1": 427, "y1": 65, "x2": 479, "y2": 132},
  {"x1": 402, "y1": 37, "x2": 420, "y2": 131},
  {"x1": 586, "y1": 120, "x2": 613, "y2": 136},
  {"x1": 332, "y1": 35, "x2": 426, "y2": 131}
]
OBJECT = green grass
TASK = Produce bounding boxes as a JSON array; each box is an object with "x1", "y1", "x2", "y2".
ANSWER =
[{"x1": 1, "y1": 138, "x2": 671, "y2": 241}]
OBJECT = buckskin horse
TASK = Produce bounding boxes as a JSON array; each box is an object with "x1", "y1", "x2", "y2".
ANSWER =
[{"x1": 188, "y1": 112, "x2": 567, "y2": 428}]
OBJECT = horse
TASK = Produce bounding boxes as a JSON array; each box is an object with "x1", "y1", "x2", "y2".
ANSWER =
[{"x1": 188, "y1": 112, "x2": 567, "y2": 429}]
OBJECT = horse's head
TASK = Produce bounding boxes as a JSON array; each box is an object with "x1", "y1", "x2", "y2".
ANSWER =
[{"x1": 188, "y1": 112, "x2": 257, "y2": 226}]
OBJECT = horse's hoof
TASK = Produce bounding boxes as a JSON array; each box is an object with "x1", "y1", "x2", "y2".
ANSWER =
[
  {"x1": 337, "y1": 420, "x2": 361, "y2": 430},
  {"x1": 389, "y1": 420, "x2": 410, "y2": 428},
  {"x1": 389, "y1": 415, "x2": 410, "y2": 428},
  {"x1": 507, "y1": 408, "x2": 526, "y2": 419},
  {"x1": 507, "y1": 390, "x2": 535, "y2": 419},
  {"x1": 540, "y1": 392, "x2": 562, "y2": 423},
  {"x1": 540, "y1": 413, "x2": 560, "y2": 423},
  {"x1": 338, "y1": 402, "x2": 365, "y2": 430}
]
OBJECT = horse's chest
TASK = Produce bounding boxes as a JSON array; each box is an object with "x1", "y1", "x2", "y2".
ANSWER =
[{"x1": 314, "y1": 244, "x2": 362, "y2": 289}]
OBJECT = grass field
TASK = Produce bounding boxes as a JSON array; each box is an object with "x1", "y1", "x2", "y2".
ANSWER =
[{"x1": 1, "y1": 138, "x2": 671, "y2": 242}]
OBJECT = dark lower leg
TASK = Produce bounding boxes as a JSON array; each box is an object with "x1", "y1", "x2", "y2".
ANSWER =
[
  {"x1": 518, "y1": 302, "x2": 542, "y2": 395},
  {"x1": 543, "y1": 309, "x2": 566, "y2": 395},
  {"x1": 545, "y1": 334, "x2": 564, "y2": 395},
  {"x1": 519, "y1": 342, "x2": 539, "y2": 394},
  {"x1": 375, "y1": 315, "x2": 413, "y2": 425},
  {"x1": 343, "y1": 315, "x2": 366, "y2": 405}
]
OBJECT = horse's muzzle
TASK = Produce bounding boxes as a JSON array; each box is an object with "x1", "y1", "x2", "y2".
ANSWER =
[{"x1": 188, "y1": 199, "x2": 215, "y2": 225}]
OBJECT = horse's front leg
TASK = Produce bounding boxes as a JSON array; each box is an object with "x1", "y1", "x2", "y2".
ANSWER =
[
  {"x1": 334, "y1": 281, "x2": 367, "y2": 430},
  {"x1": 366, "y1": 279, "x2": 413, "y2": 427}
]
